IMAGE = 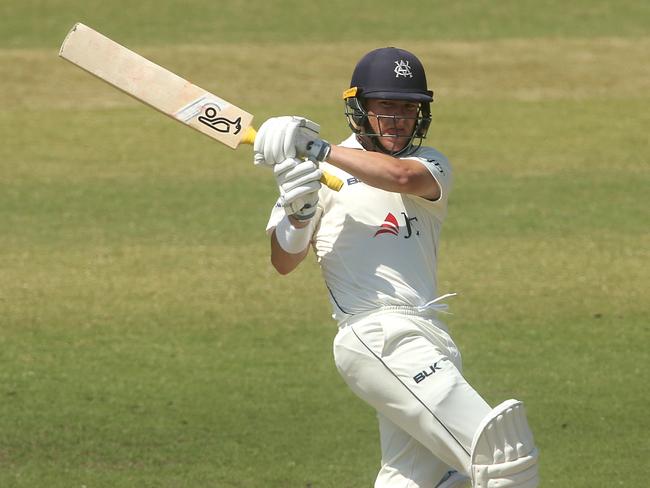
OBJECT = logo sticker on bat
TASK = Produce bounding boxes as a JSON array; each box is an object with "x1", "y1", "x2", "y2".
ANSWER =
[{"x1": 198, "y1": 107, "x2": 242, "y2": 135}]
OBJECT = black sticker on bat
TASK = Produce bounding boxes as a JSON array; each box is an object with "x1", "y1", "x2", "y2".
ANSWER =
[{"x1": 198, "y1": 107, "x2": 242, "y2": 135}]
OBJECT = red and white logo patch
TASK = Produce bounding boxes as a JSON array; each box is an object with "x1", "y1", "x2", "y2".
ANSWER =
[{"x1": 374, "y1": 213, "x2": 400, "y2": 237}]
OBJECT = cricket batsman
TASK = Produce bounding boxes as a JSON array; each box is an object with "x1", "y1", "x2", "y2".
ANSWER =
[{"x1": 253, "y1": 47, "x2": 539, "y2": 488}]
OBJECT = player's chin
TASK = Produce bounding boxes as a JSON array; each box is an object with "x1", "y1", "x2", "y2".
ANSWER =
[{"x1": 379, "y1": 136, "x2": 409, "y2": 154}]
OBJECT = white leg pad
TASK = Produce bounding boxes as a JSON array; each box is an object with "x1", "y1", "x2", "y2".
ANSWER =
[{"x1": 470, "y1": 399, "x2": 539, "y2": 488}]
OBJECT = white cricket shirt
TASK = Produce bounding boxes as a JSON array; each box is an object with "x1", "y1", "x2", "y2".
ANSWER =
[{"x1": 266, "y1": 135, "x2": 452, "y2": 322}]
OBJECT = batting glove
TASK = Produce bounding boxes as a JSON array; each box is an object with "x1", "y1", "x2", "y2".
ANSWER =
[
  {"x1": 274, "y1": 157, "x2": 322, "y2": 220},
  {"x1": 254, "y1": 116, "x2": 330, "y2": 167}
]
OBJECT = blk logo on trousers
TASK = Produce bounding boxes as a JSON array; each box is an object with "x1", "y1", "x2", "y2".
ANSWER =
[{"x1": 413, "y1": 362, "x2": 442, "y2": 384}]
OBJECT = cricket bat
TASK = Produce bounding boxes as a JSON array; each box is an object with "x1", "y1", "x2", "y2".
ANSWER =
[{"x1": 58, "y1": 22, "x2": 343, "y2": 191}]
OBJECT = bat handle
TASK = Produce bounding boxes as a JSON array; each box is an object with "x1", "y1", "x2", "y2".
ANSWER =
[
  {"x1": 240, "y1": 126, "x2": 257, "y2": 145},
  {"x1": 241, "y1": 126, "x2": 343, "y2": 192},
  {"x1": 319, "y1": 169, "x2": 344, "y2": 192}
]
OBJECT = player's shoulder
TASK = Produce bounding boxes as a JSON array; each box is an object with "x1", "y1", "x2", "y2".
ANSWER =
[
  {"x1": 338, "y1": 134, "x2": 363, "y2": 149},
  {"x1": 404, "y1": 145, "x2": 452, "y2": 180},
  {"x1": 407, "y1": 144, "x2": 450, "y2": 164}
]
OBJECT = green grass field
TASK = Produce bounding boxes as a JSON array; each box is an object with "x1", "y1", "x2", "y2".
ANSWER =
[{"x1": 1, "y1": 2, "x2": 648, "y2": 487}]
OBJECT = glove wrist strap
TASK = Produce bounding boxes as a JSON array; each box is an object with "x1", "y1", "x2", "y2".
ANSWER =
[
  {"x1": 275, "y1": 215, "x2": 314, "y2": 254},
  {"x1": 306, "y1": 139, "x2": 331, "y2": 162}
]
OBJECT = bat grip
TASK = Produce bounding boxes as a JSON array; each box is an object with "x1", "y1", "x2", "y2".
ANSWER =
[
  {"x1": 240, "y1": 126, "x2": 257, "y2": 145},
  {"x1": 242, "y1": 127, "x2": 343, "y2": 192},
  {"x1": 319, "y1": 169, "x2": 344, "y2": 191}
]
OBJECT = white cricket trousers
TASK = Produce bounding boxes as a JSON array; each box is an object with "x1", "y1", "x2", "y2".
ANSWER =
[{"x1": 333, "y1": 308, "x2": 491, "y2": 488}]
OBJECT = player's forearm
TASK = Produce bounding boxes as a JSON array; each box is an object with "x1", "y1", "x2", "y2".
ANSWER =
[
  {"x1": 326, "y1": 145, "x2": 439, "y2": 198},
  {"x1": 270, "y1": 232, "x2": 309, "y2": 274},
  {"x1": 270, "y1": 216, "x2": 312, "y2": 275}
]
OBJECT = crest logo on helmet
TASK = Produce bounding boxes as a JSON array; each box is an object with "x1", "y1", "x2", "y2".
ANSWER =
[{"x1": 394, "y1": 60, "x2": 413, "y2": 78}]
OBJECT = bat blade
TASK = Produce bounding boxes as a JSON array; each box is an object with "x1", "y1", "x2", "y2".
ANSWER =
[
  {"x1": 58, "y1": 23, "x2": 343, "y2": 191},
  {"x1": 59, "y1": 22, "x2": 253, "y2": 149}
]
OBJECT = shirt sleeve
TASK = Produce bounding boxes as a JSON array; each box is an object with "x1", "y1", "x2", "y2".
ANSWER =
[{"x1": 403, "y1": 147, "x2": 453, "y2": 204}]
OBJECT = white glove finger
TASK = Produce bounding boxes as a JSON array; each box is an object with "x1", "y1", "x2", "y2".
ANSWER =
[
  {"x1": 277, "y1": 160, "x2": 319, "y2": 183},
  {"x1": 273, "y1": 158, "x2": 300, "y2": 177},
  {"x1": 255, "y1": 116, "x2": 297, "y2": 165},
  {"x1": 254, "y1": 152, "x2": 268, "y2": 167},
  {"x1": 281, "y1": 120, "x2": 301, "y2": 160},
  {"x1": 253, "y1": 117, "x2": 279, "y2": 153},
  {"x1": 281, "y1": 181, "x2": 321, "y2": 205},
  {"x1": 253, "y1": 116, "x2": 322, "y2": 166},
  {"x1": 254, "y1": 117, "x2": 289, "y2": 166},
  {"x1": 269, "y1": 117, "x2": 319, "y2": 161},
  {"x1": 264, "y1": 118, "x2": 285, "y2": 163},
  {"x1": 252, "y1": 123, "x2": 266, "y2": 154},
  {"x1": 280, "y1": 169, "x2": 322, "y2": 193},
  {"x1": 269, "y1": 118, "x2": 300, "y2": 163}
]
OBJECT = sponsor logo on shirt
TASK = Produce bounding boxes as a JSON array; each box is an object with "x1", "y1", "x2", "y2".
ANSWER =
[
  {"x1": 374, "y1": 213, "x2": 400, "y2": 237},
  {"x1": 373, "y1": 212, "x2": 420, "y2": 239},
  {"x1": 427, "y1": 158, "x2": 445, "y2": 175},
  {"x1": 347, "y1": 176, "x2": 362, "y2": 186}
]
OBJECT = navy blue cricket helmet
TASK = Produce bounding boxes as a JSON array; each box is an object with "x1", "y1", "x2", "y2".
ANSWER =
[{"x1": 343, "y1": 47, "x2": 433, "y2": 156}]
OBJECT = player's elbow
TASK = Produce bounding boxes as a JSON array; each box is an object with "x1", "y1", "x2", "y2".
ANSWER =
[
  {"x1": 390, "y1": 163, "x2": 421, "y2": 188},
  {"x1": 392, "y1": 170, "x2": 438, "y2": 198},
  {"x1": 271, "y1": 250, "x2": 304, "y2": 275},
  {"x1": 391, "y1": 171, "x2": 412, "y2": 190},
  {"x1": 271, "y1": 256, "x2": 295, "y2": 275}
]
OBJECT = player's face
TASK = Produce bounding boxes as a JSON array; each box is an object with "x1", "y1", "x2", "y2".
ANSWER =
[{"x1": 365, "y1": 99, "x2": 419, "y2": 153}]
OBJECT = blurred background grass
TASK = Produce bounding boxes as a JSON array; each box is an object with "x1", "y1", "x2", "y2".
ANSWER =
[
  {"x1": 1, "y1": 1, "x2": 648, "y2": 487},
  {"x1": 2, "y1": 0, "x2": 650, "y2": 47}
]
